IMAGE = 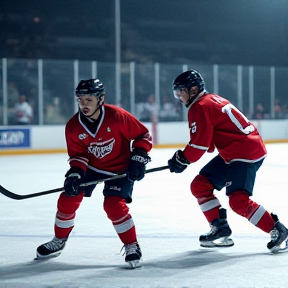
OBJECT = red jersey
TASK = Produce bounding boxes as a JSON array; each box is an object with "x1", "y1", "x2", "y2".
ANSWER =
[
  {"x1": 183, "y1": 93, "x2": 267, "y2": 164},
  {"x1": 65, "y1": 104, "x2": 152, "y2": 175}
]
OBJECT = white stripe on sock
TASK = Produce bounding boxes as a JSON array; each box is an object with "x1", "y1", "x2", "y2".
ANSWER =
[
  {"x1": 114, "y1": 217, "x2": 134, "y2": 234},
  {"x1": 55, "y1": 217, "x2": 74, "y2": 228},
  {"x1": 200, "y1": 198, "x2": 221, "y2": 212},
  {"x1": 249, "y1": 205, "x2": 266, "y2": 226}
]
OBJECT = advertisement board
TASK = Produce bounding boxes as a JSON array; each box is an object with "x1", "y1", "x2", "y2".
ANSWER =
[{"x1": 0, "y1": 128, "x2": 30, "y2": 148}]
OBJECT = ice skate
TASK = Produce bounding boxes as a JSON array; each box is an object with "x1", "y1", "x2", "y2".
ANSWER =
[
  {"x1": 36, "y1": 236, "x2": 67, "y2": 260},
  {"x1": 267, "y1": 213, "x2": 288, "y2": 253},
  {"x1": 122, "y1": 241, "x2": 142, "y2": 268},
  {"x1": 200, "y1": 208, "x2": 234, "y2": 248}
]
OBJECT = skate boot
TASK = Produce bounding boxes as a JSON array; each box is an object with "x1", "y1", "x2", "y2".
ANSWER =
[
  {"x1": 267, "y1": 213, "x2": 288, "y2": 253},
  {"x1": 36, "y1": 236, "x2": 67, "y2": 260},
  {"x1": 200, "y1": 208, "x2": 234, "y2": 248},
  {"x1": 122, "y1": 241, "x2": 142, "y2": 268}
]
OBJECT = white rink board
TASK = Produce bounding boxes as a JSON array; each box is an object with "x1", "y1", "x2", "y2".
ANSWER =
[{"x1": 1, "y1": 120, "x2": 288, "y2": 151}]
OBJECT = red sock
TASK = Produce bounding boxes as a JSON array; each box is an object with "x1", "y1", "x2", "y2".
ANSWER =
[{"x1": 104, "y1": 196, "x2": 137, "y2": 244}]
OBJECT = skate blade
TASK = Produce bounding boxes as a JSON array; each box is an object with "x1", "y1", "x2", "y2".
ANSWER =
[
  {"x1": 126, "y1": 259, "x2": 142, "y2": 269},
  {"x1": 269, "y1": 239, "x2": 288, "y2": 254},
  {"x1": 34, "y1": 252, "x2": 62, "y2": 261},
  {"x1": 200, "y1": 237, "x2": 234, "y2": 248}
]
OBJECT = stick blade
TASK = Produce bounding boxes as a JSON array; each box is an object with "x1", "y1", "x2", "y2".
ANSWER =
[
  {"x1": 0, "y1": 185, "x2": 24, "y2": 200},
  {"x1": 0, "y1": 185, "x2": 64, "y2": 200}
]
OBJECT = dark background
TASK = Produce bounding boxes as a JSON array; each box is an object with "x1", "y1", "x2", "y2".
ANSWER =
[{"x1": 1, "y1": 0, "x2": 288, "y2": 67}]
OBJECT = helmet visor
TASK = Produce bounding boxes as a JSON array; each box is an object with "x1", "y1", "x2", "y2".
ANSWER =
[
  {"x1": 173, "y1": 90, "x2": 181, "y2": 100},
  {"x1": 173, "y1": 84, "x2": 188, "y2": 92},
  {"x1": 76, "y1": 92, "x2": 104, "y2": 99}
]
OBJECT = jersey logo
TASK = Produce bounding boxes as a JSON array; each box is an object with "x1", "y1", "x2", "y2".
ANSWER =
[
  {"x1": 225, "y1": 181, "x2": 232, "y2": 187},
  {"x1": 78, "y1": 133, "x2": 87, "y2": 140},
  {"x1": 88, "y1": 138, "x2": 115, "y2": 159},
  {"x1": 191, "y1": 122, "x2": 197, "y2": 133}
]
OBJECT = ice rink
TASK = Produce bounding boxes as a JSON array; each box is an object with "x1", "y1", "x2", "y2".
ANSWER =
[{"x1": 0, "y1": 144, "x2": 288, "y2": 288}]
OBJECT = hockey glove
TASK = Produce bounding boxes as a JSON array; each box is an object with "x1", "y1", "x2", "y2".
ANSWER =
[
  {"x1": 168, "y1": 150, "x2": 190, "y2": 173},
  {"x1": 127, "y1": 148, "x2": 151, "y2": 182},
  {"x1": 64, "y1": 167, "x2": 85, "y2": 196}
]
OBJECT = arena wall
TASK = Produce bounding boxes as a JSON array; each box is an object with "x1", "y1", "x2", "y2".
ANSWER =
[{"x1": 0, "y1": 120, "x2": 288, "y2": 155}]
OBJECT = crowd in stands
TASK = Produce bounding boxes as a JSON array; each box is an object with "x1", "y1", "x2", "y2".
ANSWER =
[
  {"x1": 1, "y1": 75, "x2": 288, "y2": 126},
  {"x1": 251, "y1": 99, "x2": 288, "y2": 120}
]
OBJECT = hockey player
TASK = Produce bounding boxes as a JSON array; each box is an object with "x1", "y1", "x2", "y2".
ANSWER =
[
  {"x1": 168, "y1": 69, "x2": 288, "y2": 252},
  {"x1": 36, "y1": 79, "x2": 152, "y2": 268}
]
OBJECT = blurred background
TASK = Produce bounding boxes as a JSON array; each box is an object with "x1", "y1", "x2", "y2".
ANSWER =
[{"x1": 0, "y1": 0, "x2": 288, "y2": 126}]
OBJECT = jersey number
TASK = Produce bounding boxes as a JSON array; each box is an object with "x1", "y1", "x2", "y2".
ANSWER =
[{"x1": 222, "y1": 103, "x2": 254, "y2": 135}]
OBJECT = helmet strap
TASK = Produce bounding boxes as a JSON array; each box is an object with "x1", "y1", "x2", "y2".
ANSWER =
[
  {"x1": 185, "y1": 86, "x2": 198, "y2": 108},
  {"x1": 185, "y1": 90, "x2": 207, "y2": 108}
]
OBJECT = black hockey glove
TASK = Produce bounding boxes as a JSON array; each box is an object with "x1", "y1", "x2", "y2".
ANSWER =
[
  {"x1": 64, "y1": 167, "x2": 85, "y2": 196},
  {"x1": 168, "y1": 150, "x2": 190, "y2": 173},
  {"x1": 127, "y1": 148, "x2": 151, "y2": 182}
]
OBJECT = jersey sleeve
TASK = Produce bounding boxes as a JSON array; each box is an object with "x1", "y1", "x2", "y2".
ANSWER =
[
  {"x1": 183, "y1": 103, "x2": 214, "y2": 163},
  {"x1": 65, "y1": 121, "x2": 89, "y2": 172},
  {"x1": 118, "y1": 109, "x2": 152, "y2": 153}
]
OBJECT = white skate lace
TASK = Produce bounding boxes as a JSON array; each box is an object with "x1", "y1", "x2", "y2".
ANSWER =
[
  {"x1": 44, "y1": 237, "x2": 65, "y2": 251},
  {"x1": 270, "y1": 228, "x2": 279, "y2": 242},
  {"x1": 205, "y1": 224, "x2": 218, "y2": 236},
  {"x1": 121, "y1": 242, "x2": 139, "y2": 256}
]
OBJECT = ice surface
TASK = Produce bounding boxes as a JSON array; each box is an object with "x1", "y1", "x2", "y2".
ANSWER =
[{"x1": 0, "y1": 144, "x2": 288, "y2": 288}]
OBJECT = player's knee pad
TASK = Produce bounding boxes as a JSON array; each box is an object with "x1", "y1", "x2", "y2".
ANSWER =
[
  {"x1": 57, "y1": 192, "x2": 84, "y2": 214},
  {"x1": 191, "y1": 174, "x2": 214, "y2": 198},
  {"x1": 103, "y1": 196, "x2": 129, "y2": 221},
  {"x1": 229, "y1": 190, "x2": 259, "y2": 219}
]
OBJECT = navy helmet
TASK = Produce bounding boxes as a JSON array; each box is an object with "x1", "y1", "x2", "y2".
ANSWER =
[
  {"x1": 75, "y1": 79, "x2": 105, "y2": 98},
  {"x1": 172, "y1": 70, "x2": 205, "y2": 93}
]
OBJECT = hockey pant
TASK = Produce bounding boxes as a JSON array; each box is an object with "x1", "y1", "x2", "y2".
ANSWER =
[
  {"x1": 190, "y1": 174, "x2": 275, "y2": 233},
  {"x1": 54, "y1": 193, "x2": 137, "y2": 244}
]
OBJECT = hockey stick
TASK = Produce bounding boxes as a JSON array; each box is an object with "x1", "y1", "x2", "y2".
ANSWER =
[{"x1": 0, "y1": 165, "x2": 169, "y2": 200}]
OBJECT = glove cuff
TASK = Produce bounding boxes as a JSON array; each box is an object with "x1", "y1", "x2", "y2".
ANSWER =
[
  {"x1": 65, "y1": 167, "x2": 85, "y2": 178},
  {"x1": 176, "y1": 150, "x2": 190, "y2": 166},
  {"x1": 67, "y1": 173, "x2": 81, "y2": 179},
  {"x1": 131, "y1": 148, "x2": 151, "y2": 165}
]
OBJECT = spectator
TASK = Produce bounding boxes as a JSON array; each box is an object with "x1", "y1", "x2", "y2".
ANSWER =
[
  {"x1": 14, "y1": 95, "x2": 33, "y2": 125},
  {"x1": 274, "y1": 98, "x2": 283, "y2": 119},
  {"x1": 136, "y1": 94, "x2": 159, "y2": 122},
  {"x1": 159, "y1": 96, "x2": 180, "y2": 121},
  {"x1": 281, "y1": 103, "x2": 288, "y2": 119},
  {"x1": 252, "y1": 103, "x2": 265, "y2": 119},
  {"x1": 45, "y1": 97, "x2": 66, "y2": 124}
]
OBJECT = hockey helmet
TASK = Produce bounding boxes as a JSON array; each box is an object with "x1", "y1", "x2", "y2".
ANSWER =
[
  {"x1": 172, "y1": 70, "x2": 205, "y2": 94},
  {"x1": 75, "y1": 79, "x2": 105, "y2": 98}
]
